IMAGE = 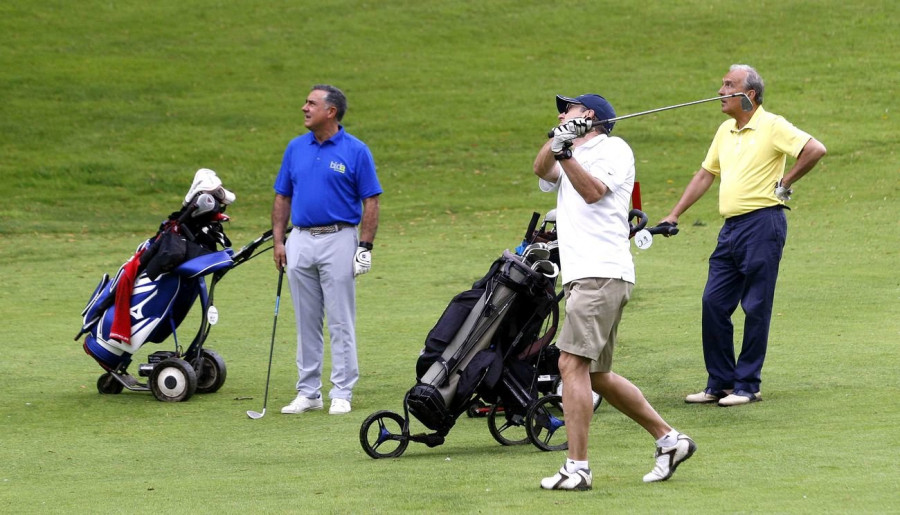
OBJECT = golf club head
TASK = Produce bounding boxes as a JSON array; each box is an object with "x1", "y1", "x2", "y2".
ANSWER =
[
  {"x1": 523, "y1": 242, "x2": 551, "y2": 263},
  {"x1": 738, "y1": 93, "x2": 753, "y2": 112},
  {"x1": 192, "y1": 193, "x2": 219, "y2": 218},
  {"x1": 247, "y1": 409, "x2": 265, "y2": 419},
  {"x1": 531, "y1": 259, "x2": 559, "y2": 279}
]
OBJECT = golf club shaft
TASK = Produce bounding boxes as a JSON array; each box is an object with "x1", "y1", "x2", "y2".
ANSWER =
[
  {"x1": 250, "y1": 267, "x2": 284, "y2": 418},
  {"x1": 599, "y1": 93, "x2": 752, "y2": 124},
  {"x1": 547, "y1": 93, "x2": 752, "y2": 137}
]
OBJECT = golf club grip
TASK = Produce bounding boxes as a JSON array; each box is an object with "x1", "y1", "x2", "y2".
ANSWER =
[
  {"x1": 274, "y1": 267, "x2": 284, "y2": 314},
  {"x1": 545, "y1": 121, "x2": 603, "y2": 138},
  {"x1": 648, "y1": 224, "x2": 679, "y2": 236},
  {"x1": 525, "y1": 212, "x2": 540, "y2": 242}
]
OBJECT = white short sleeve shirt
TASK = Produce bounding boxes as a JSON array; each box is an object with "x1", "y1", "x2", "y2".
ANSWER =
[{"x1": 540, "y1": 134, "x2": 636, "y2": 285}]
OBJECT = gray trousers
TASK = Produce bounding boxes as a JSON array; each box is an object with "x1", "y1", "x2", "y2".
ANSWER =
[{"x1": 285, "y1": 227, "x2": 358, "y2": 401}]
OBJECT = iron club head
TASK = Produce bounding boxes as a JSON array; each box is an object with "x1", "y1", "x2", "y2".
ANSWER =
[
  {"x1": 247, "y1": 409, "x2": 265, "y2": 419},
  {"x1": 738, "y1": 93, "x2": 753, "y2": 112}
]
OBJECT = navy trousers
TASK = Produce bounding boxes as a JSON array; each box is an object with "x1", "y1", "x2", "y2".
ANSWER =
[{"x1": 702, "y1": 206, "x2": 787, "y2": 394}]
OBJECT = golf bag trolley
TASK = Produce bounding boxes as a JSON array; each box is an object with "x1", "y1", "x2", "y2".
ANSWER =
[
  {"x1": 359, "y1": 208, "x2": 679, "y2": 459},
  {"x1": 74, "y1": 171, "x2": 276, "y2": 402}
]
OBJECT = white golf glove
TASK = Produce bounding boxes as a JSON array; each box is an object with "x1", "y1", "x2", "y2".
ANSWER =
[
  {"x1": 353, "y1": 246, "x2": 372, "y2": 277},
  {"x1": 549, "y1": 118, "x2": 591, "y2": 139},
  {"x1": 774, "y1": 179, "x2": 793, "y2": 201},
  {"x1": 550, "y1": 127, "x2": 577, "y2": 154},
  {"x1": 564, "y1": 117, "x2": 592, "y2": 136}
]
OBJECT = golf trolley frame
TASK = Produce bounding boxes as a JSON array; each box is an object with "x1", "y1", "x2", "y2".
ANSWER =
[
  {"x1": 359, "y1": 209, "x2": 678, "y2": 458},
  {"x1": 78, "y1": 229, "x2": 276, "y2": 402}
]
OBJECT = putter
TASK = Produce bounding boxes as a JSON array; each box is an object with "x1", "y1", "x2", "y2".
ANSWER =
[
  {"x1": 247, "y1": 266, "x2": 285, "y2": 419},
  {"x1": 548, "y1": 93, "x2": 753, "y2": 137}
]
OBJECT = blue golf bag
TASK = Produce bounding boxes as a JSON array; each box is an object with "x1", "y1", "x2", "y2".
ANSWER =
[{"x1": 75, "y1": 189, "x2": 274, "y2": 402}]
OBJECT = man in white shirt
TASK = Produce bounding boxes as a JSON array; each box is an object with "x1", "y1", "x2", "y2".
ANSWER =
[{"x1": 534, "y1": 93, "x2": 695, "y2": 490}]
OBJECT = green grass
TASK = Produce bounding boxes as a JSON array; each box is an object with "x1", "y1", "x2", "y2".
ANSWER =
[{"x1": 1, "y1": 0, "x2": 898, "y2": 513}]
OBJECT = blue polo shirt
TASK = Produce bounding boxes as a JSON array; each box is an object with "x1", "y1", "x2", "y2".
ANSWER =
[{"x1": 274, "y1": 127, "x2": 382, "y2": 227}]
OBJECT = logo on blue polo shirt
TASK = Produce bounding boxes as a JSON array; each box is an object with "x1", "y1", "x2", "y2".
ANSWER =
[{"x1": 330, "y1": 161, "x2": 346, "y2": 174}]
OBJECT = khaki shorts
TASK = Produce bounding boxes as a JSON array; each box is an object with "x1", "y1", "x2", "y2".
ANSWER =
[{"x1": 556, "y1": 278, "x2": 633, "y2": 373}]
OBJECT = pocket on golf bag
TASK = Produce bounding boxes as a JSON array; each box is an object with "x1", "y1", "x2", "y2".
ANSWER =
[
  {"x1": 142, "y1": 229, "x2": 188, "y2": 279},
  {"x1": 416, "y1": 288, "x2": 483, "y2": 380},
  {"x1": 406, "y1": 383, "x2": 455, "y2": 433}
]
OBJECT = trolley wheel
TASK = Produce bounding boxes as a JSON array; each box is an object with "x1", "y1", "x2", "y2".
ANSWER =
[
  {"x1": 193, "y1": 349, "x2": 227, "y2": 394},
  {"x1": 487, "y1": 404, "x2": 529, "y2": 446},
  {"x1": 466, "y1": 399, "x2": 487, "y2": 418},
  {"x1": 359, "y1": 410, "x2": 409, "y2": 459},
  {"x1": 526, "y1": 394, "x2": 568, "y2": 452},
  {"x1": 149, "y1": 358, "x2": 197, "y2": 402},
  {"x1": 97, "y1": 372, "x2": 124, "y2": 394}
]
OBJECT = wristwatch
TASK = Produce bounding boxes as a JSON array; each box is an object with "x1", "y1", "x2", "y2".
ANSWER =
[{"x1": 554, "y1": 148, "x2": 573, "y2": 161}]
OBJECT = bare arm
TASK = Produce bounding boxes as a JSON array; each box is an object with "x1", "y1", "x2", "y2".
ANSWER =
[
  {"x1": 534, "y1": 138, "x2": 608, "y2": 204},
  {"x1": 781, "y1": 137, "x2": 827, "y2": 188},
  {"x1": 359, "y1": 195, "x2": 380, "y2": 244},
  {"x1": 533, "y1": 139, "x2": 561, "y2": 183},
  {"x1": 558, "y1": 157, "x2": 608, "y2": 204},
  {"x1": 271, "y1": 194, "x2": 291, "y2": 270},
  {"x1": 661, "y1": 168, "x2": 716, "y2": 225}
]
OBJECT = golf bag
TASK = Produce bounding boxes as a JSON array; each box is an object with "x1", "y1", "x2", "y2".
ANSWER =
[
  {"x1": 407, "y1": 250, "x2": 560, "y2": 434},
  {"x1": 74, "y1": 170, "x2": 274, "y2": 402}
]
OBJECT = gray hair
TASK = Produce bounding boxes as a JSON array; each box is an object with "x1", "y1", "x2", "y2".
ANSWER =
[
  {"x1": 730, "y1": 64, "x2": 765, "y2": 105},
  {"x1": 312, "y1": 84, "x2": 347, "y2": 121}
]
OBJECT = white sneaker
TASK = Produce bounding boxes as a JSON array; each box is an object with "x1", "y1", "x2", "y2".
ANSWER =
[
  {"x1": 329, "y1": 398, "x2": 352, "y2": 415},
  {"x1": 685, "y1": 388, "x2": 732, "y2": 404},
  {"x1": 718, "y1": 390, "x2": 761, "y2": 407},
  {"x1": 540, "y1": 466, "x2": 592, "y2": 491},
  {"x1": 643, "y1": 433, "x2": 696, "y2": 483},
  {"x1": 281, "y1": 394, "x2": 323, "y2": 414}
]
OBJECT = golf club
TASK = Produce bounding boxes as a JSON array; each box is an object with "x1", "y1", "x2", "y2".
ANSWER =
[
  {"x1": 247, "y1": 266, "x2": 285, "y2": 419},
  {"x1": 548, "y1": 93, "x2": 753, "y2": 137}
]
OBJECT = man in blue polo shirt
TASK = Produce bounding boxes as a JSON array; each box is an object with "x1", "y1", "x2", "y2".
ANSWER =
[{"x1": 272, "y1": 84, "x2": 382, "y2": 415}]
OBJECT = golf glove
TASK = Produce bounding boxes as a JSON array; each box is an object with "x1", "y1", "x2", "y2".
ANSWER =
[
  {"x1": 548, "y1": 118, "x2": 591, "y2": 139},
  {"x1": 550, "y1": 128, "x2": 576, "y2": 154},
  {"x1": 774, "y1": 179, "x2": 793, "y2": 201},
  {"x1": 565, "y1": 117, "x2": 592, "y2": 136},
  {"x1": 353, "y1": 246, "x2": 372, "y2": 276}
]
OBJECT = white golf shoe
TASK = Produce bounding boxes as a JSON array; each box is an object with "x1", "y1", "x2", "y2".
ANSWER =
[
  {"x1": 281, "y1": 395, "x2": 323, "y2": 414},
  {"x1": 540, "y1": 466, "x2": 592, "y2": 491},
  {"x1": 685, "y1": 388, "x2": 732, "y2": 404},
  {"x1": 643, "y1": 433, "x2": 696, "y2": 483},
  {"x1": 329, "y1": 398, "x2": 352, "y2": 415}
]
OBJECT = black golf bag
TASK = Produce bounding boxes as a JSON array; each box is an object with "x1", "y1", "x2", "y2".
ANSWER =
[
  {"x1": 358, "y1": 219, "x2": 566, "y2": 459},
  {"x1": 407, "y1": 250, "x2": 560, "y2": 434}
]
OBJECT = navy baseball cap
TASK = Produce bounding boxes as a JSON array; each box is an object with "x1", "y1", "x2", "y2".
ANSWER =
[{"x1": 556, "y1": 94, "x2": 616, "y2": 133}]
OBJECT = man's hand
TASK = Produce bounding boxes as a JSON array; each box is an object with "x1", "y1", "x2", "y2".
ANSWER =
[
  {"x1": 775, "y1": 179, "x2": 793, "y2": 201},
  {"x1": 353, "y1": 246, "x2": 372, "y2": 276},
  {"x1": 273, "y1": 242, "x2": 286, "y2": 271},
  {"x1": 549, "y1": 118, "x2": 591, "y2": 138},
  {"x1": 550, "y1": 127, "x2": 577, "y2": 153},
  {"x1": 564, "y1": 118, "x2": 591, "y2": 136}
]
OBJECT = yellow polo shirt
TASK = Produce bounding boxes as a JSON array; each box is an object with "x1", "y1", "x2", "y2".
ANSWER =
[{"x1": 702, "y1": 106, "x2": 811, "y2": 218}]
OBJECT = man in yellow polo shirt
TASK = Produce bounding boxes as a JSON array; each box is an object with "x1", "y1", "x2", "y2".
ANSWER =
[{"x1": 661, "y1": 64, "x2": 827, "y2": 407}]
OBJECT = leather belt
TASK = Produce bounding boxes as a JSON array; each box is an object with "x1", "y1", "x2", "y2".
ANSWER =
[{"x1": 297, "y1": 223, "x2": 355, "y2": 235}]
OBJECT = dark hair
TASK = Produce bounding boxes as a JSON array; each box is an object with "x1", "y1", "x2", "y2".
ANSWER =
[
  {"x1": 312, "y1": 84, "x2": 347, "y2": 121},
  {"x1": 730, "y1": 64, "x2": 765, "y2": 105}
]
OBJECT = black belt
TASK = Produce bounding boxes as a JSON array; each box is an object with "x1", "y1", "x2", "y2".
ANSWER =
[{"x1": 296, "y1": 223, "x2": 355, "y2": 235}]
